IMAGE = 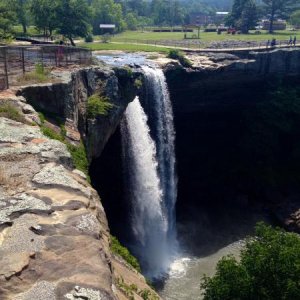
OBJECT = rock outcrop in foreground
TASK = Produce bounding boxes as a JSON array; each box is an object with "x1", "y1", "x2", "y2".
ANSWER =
[{"x1": 0, "y1": 93, "x2": 158, "y2": 299}]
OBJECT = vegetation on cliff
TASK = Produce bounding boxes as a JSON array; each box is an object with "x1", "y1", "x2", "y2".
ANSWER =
[
  {"x1": 168, "y1": 49, "x2": 192, "y2": 68},
  {"x1": 201, "y1": 222, "x2": 300, "y2": 300},
  {"x1": 39, "y1": 112, "x2": 89, "y2": 176},
  {"x1": 0, "y1": 103, "x2": 27, "y2": 123},
  {"x1": 111, "y1": 235, "x2": 141, "y2": 272},
  {"x1": 87, "y1": 93, "x2": 114, "y2": 119}
]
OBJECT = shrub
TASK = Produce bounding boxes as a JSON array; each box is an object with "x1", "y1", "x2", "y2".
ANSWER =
[
  {"x1": 41, "y1": 125, "x2": 64, "y2": 142},
  {"x1": 167, "y1": 49, "x2": 192, "y2": 68},
  {"x1": 18, "y1": 62, "x2": 50, "y2": 84},
  {"x1": 134, "y1": 78, "x2": 143, "y2": 89},
  {"x1": 0, "y1": 104, "x2": 26, "y2": 123},
  {"x1": 201, "y1": 222, "x2": 300, "y2": 300},
  {"x1": 101, "y1": 33, "x2": 111, "y2": 43},
  {"x1": 66, "y1": 142, "x2": 89, "y2": 176},
  {"x1": 85, "y1": 34, "x2": 94, "y2": 43},
  {"x1": 87, "y1": 93, "x2": 114, "y2": 119},
  {"x1": 111, "y1": 236, "x2": 141, "y2": 272}
]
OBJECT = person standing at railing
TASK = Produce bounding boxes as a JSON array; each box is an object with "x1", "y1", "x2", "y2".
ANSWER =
[
  {"x1": 288, "y1": 36, "x2": 293, "y2": 46},
  {"x1": 293, "y1": 36, "x2": 297, "y2": 47},
  {"x1": 57, "y1": 41, "x2": 64, "y2": 66}
]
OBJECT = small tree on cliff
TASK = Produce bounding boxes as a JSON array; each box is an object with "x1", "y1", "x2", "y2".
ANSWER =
[
  {"x1": 55, "y1": 0, "x2": 92, "y2": 46},
  {"x1": 226, "y1": 0, "x2": 258, "y2": 33},
  {"x1": 201, "y1": 223, "x2": 300, "y2": 300}
]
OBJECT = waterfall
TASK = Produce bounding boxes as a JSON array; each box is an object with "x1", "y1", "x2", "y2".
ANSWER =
[{"x1": 121, "y1": 66, "x2": 177, "y2": 279}]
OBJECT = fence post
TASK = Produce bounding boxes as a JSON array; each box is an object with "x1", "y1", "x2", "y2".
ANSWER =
[
  {"x1": 21, "y1": 47, "x2": 25, "y2": 74},
  {"x1": 3, "y1": 47, "x2": 9, "y2": 89}
]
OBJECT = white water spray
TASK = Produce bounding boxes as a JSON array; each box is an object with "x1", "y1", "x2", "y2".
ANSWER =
[{"x1": 121, "y1": 66, "x2": 177, "y2": 279}]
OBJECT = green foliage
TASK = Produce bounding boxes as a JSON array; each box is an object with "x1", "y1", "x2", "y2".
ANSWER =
[
  {"x1": 227, "y1": 0, "x2": 258, "y2": 34},
  {"x1": 84, "y1": 34, "x2": 94, "y2": 43},
  {"x1": 0, "y1": 0, "x2": 16, "y2": 40},
  {"x1": 167, "y1": 49, "x2": 192, "y2": 68},
  {"x1": 100, "y1": 33, "x2": 111, "y2": 43},
  {"x1": 0, "y1": 104, "x2": 26, "y2": 123},
  {"x1": 55, "y1": 0, "x2": 92, "y2": 45},
  {"x1": 262, "y1": 0, "x2": 299, "y2": 33},
  {"x1": 110, "y1": 236, "x2": 141, "y2": 272},
  {"x1": 87, "y1": 93, "x2": 114, "y2": 119},
  {"x1": 41, "y1": 125, "x2": 64, "y2": 142},
  {"x1": 201, "y1": 222, "x2": 300, "y2": 300},
  {"x1": 18, "y1": 63, "x2": 50, "y2": 84},
  {"x1": 116, "y1": 277, "x2": 159, "y2": 300},
  {"x1": 39, "y1": 113, "x2": 89, "y2": 176},
  {"x1": 38, "y1": 112, "x2": 45, "y2": 124},
  {"x1": 66, "y1": 141, "x2": 89, "y2": 176},
  {"x1": 134, "y1": 78, "x2": 143, "y2": 90},
  {"x1": 291, "y1": 10, "x2": 300, "y2": 27},
  {"x1": 30, "y1": 0, "x2": 57, "y2": 37}
]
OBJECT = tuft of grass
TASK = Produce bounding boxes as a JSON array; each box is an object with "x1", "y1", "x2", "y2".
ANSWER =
[
  {"x1": 0, "y1": 103, "x2": 27, "y2": 123},
  {"x1": 17, "y1": 62, "x2": 50, "y2": 84},
  {"x1": 40, "y1": 123, "x2": 89, "y2": 176},
  {"x1": 41, "y1": 125, "x2": 64, "y2": 142},
  {"x1": 168, "y1": 49, "x2": 192, "y2": 67},
  {"x1": 87, "y1": 93, "x2": 114, "y2": 119},
  {"x1": 66, "y1": 141, "x2": 89, "y2": 177},
  {"x1": 111, "y1": 236, "x2": 141, "y2": 272}
]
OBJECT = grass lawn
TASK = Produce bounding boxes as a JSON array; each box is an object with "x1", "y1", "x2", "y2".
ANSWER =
[
  {"x1": 109, "y1": 29, "x2": 300, "y2": 43},
  {"x1": 13, "y1": 25, "x2": 40, "y2": 36},
  {"x1": 79, "y1": 42, "x2": 171, "y2": 53}
]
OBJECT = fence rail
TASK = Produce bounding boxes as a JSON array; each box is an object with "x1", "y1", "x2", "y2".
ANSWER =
[
  {"x1": 0, "y1": 45, "x2": 92, "y2": 91},
  {"x1": 113, "y1": 38, "x2": 300, "y2": 51}
]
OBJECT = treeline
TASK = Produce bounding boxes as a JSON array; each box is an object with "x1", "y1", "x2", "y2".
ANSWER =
[
  {"x1": 0, "y1": 0, "x2": 299, "y2": 44},
  {"x1": 0, "y1": 0, "x2": 237, "y2": 44}
]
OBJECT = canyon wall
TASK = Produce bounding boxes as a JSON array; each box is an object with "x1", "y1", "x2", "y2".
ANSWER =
[
  {"x1": 0, "y1": 65, "x2": 157, "y2": 300},
  {"x1": 165, "y1": 48, "x2": 300, "y2": 234}
]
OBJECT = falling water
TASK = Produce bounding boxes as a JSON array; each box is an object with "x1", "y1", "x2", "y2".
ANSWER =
[{"x1": 121, "y1": 66, "x2": 177, "y2": 279}]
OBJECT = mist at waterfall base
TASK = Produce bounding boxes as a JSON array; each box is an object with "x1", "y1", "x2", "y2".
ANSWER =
[{"x1": 121, "y1": 66, "x2": 178, "y2": 280}]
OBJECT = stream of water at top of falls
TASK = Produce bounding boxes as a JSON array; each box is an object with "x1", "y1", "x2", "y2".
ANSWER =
[{"x1": 120, "y1": 66, "x2": 178, "y2": 279}]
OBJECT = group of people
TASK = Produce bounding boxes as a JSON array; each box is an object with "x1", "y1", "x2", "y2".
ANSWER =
[{"x1": 266, "y1": 36, "x2": 297, "y2": 49}]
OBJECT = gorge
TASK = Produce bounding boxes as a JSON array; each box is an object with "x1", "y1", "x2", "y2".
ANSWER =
[{"x1": 1, "y1": 48, "x2": 300, "y2": 300}]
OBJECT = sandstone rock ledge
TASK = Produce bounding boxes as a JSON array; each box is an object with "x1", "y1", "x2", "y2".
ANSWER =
[{"x1": 0, "y1": 97, "x2": 159, "y2": 299}]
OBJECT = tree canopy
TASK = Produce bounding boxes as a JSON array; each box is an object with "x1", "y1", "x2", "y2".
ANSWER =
[
  {"x1": 226, "y1": 0, "x2": 258, "y2": 33},
  {"x1": 262, "y1": 0, "x2": 299, "y2": 32},
  {"x1": 201, "y1": 223, "x2": 300, "y2": 300}
]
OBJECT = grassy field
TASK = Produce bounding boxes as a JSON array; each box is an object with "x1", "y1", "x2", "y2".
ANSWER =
[
  {"x1": 79, "y1": 42, "x2": 171, "y2": 52},
  {"x1": 108, "y1": 29, "x2": 300, "y2": 43}
]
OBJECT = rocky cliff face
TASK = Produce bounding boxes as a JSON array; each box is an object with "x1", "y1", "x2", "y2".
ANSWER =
[
  {"x1": 18, "y1": 65, "x2": 139, "y2": 160},
  {"x1": 164, "y1": 48, "x2": 300, "y2": 234},
  {"x1": 0, "y1": 65, "x2": 158, "y2": 300}
]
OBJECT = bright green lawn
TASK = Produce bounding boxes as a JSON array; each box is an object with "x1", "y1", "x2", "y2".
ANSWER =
[
  {"x1": 109, "y1": 29, "x2": 300, "y2": 43},
  {"x1": 13, "y1": 25, "x2": 40, "y2": 36},
  {"x1": 79, "y1": 42, "x2": 171, "y2": 52}
]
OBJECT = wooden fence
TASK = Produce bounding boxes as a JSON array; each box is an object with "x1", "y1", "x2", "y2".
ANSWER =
[{"x1": 0, "y1": 45, "x2": 92, "y2": 90}]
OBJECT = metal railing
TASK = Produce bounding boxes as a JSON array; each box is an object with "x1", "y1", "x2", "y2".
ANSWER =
[
  {"x1": 0, "y1": 45, "x2": 92, "y2": 90},
  {"x1": 112, "y1": 38, "x2": 300, "y2": 51}
]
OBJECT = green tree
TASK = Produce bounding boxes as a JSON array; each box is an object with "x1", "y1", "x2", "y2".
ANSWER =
[
  {"x1": 91, "y1": 0, "x2": 125, "y2": 34},
  {"x1": 0, "y1": 0, "x2": 16, "y2": 40},
  {"x1": 125, "y1": 12, "x2": 138, "y2": 30},
  {"x1": 226, "y1": 0, "x2": 258, "y2": 33},
  {"x1": 30, "y1": 0, "x2": 58, "y2": 37},
  {"x1": 201, "y1": 223, "x2": 300, "y2": 300},
  {"x1": 290, "y1": 9, "x2": 300, "y2": 28},
  {"x1": 262, "y1": 0, "x2": 299, "y2": 33},
  {"x1": 14, "y1": 0, "x2": 29, "y2": 34},
  {"x1": 55, "y1": 0, "x2": 92, "y2": 46}
]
